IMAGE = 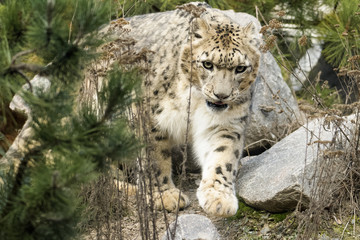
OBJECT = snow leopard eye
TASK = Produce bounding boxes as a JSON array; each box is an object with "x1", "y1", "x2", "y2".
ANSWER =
[
  {"x1": 194, "y1": 33, "x2": 202, "y2": 39},
  {"x1": 202, "y1": 61, "x2": 213, "y2": 70},
  {"x1": 235, "y1": 65, "x2": 247, "y2": 74}
]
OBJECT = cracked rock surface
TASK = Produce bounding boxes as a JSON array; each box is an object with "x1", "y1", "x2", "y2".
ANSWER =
[{"x1": 237, "y1": 115, "x2": 356, "y2": 212}]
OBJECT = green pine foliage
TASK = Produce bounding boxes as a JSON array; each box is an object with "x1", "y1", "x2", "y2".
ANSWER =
[
  {"x1": 0, "y1": 70, "x2": 140, "y2": 239},
  {"x1": 117, "y1": 0, "x2": 231, "y2": 17},
  {"x1": 0, "y1": 0, "x2": 140, "y2": 239},
  {"x1": 0, "y1": 0, "x2": 32, "y2": 51},
  {"x1": 0, "y1": 0, "x2": 32, "y2": 137},
  {"x1": 227, "y1": 0, "x2": 277, "y2": 20},
  {"x1": 319, "y1": 0, "x2": 360, "y2": 68},
  {"x1": 296, "y1": 80, "x2": 342, "y2": 107}
]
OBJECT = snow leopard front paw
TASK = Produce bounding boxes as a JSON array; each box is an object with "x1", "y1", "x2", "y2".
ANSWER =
[
  {"x1": 153, "y1": 188, "x2": 190, "y2": 212},
  {"x1": 196, "y1": 179, "x2": 238, "y2": 217}
]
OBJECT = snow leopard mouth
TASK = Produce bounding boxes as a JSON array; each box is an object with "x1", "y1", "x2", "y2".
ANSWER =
[{"x1": 206, "y1": 100, "x2": 228, "y2": 111}]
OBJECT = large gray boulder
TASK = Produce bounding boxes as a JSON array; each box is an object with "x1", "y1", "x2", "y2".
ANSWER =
[
  {"x1": 237, "y1": 115, "x2": 356, "y2": 212},
  {"x1": 81, "y1": 2, "x2": 301, "y2": 153}
]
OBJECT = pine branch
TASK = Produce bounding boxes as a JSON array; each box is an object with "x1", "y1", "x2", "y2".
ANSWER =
[
  {"x1": 6, "y1": 63, "x2": 44, "y2": 93},
  {"x1": 7, "y1": 49, "x2": 38, "y2": 92},
  {"x1": 9, "y1": 63, "x2": 43, "y2": 72},
  {"x1": 10, "y1": 50, "x2": 35, "y2": 65},
  {"x1": 46, "y1": 0, "x2": 55, "y2": 46},
  {"x1": 15, "y1": 70, "x2": 33, "y2": 92},
  {"x1": 0, "y1": 147, "x2": 42, "y2": 219}
]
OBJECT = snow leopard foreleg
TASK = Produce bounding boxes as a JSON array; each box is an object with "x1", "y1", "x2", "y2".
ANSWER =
[
  {"x1": 195, "y1": 126, "x2": 244, "y2": 217},
  {"x1": 146, "y1": 126, "x2": 190, "y2": 212}
]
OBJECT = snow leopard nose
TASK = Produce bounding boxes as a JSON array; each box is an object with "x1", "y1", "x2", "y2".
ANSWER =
[{"x1": 214, "y1": 92, "x2": 230, "y2": 100}]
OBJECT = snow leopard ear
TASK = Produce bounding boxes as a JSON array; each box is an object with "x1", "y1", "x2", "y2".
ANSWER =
[
  {"x1": 191, "y1": 18, "x2": 209, "y2": 40},
  {"x1": 243, "y1": 22, "x2": 257, "y2": 36},
  {"x1": 243, "y1": 22, "x2": 261, "y2": 48}
]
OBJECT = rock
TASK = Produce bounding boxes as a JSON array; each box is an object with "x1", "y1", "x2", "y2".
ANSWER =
[
  {"x1": 1, "y1": 75, "x2": 50, "y2": 169},
  {"x1": 81, "y1": 2, "x2": 300, "y2": 154},
  {"x1": 237, "y1": 115, "x2": 356, "y2": 212},
  {"x1": 290, "y1": 43, "x2": 322, "y2": 92},
  {"x1": 309, "y1": 55, "x2": 359, "y2": 102},
  {"x1": 319, "y1": 233, "x2": 340, "y2": 240},
  {"x1": 161, "y1": 214, "x2": 220, "y2": 240},
  {"x1": 246, "y1": 51, "x2": 302, "y2": 152},
  {"x1": 9, "y1": 75, "x2": 50, "y2": 115},
  {"x1": 260, "y1": 224, "x2": 270, "y2": 235}
]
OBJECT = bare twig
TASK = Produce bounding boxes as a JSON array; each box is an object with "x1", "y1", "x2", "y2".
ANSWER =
[
  {"x1": 7, "y1": 63, "x2": 43, "y2": 93},
  {"x1": 68, "y1": 0, "x2": 78, "y2": 43},
  {"x1": 7, "y1": 49, "x2": 40, "y2": 92},
  {"x1": 1, "y1": 147, "x2": 41, "y2": 219},
  {"x1": 340, "y1": 216, "x2": 352, "y2": 240},
  {"x1": 10, "y1": 49, "x2": 35, "y2": 65},
  {"x1": 16, "y1": 70, "x2": 33, "y2": 93},
  {"x1": 10, "y1": 63, "x2": 43, "y2": 73},
  {"x1": 244, "y1": 138, "x2": 277, "y2": 151}
]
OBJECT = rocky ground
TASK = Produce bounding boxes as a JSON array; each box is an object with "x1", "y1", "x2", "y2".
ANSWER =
[
  {"x1": 83, "y1": 167, "x2": 360, "y2": 240},
  {"x1": 83, "y1": 173, "x2": 298, "y2": 240}
]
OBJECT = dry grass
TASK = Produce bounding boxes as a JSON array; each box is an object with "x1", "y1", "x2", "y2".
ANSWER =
[{"x1": 259, "y1": 6, "x2": 360, "y2": 239}]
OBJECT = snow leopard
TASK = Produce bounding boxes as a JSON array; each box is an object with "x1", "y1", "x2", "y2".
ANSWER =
[{"x1": 91, "y1": 3, "x2": 261, "y2": 217}]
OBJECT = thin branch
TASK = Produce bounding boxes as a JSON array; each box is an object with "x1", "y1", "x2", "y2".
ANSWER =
[
  {"x1": 7, "y1": 50, "x2": 40, "y2": 92},
  {"x1": 11, "y1": 49, "x2": 35, "y2": 65},
  {"x1": 68, "y1": 0, "x2": 78, "y2": 44},
  {"x1": 16, "y1": 70, "x2": 33, "y2": 93},
  {"x1": 244, "y1": 138, "x2": 277, "y2": 151},
  {"x1": 1, "y1": 147, "x2": 41, "y2": 219},
  {"x1": 10, "y1": 63, "x2": 43, "y2": 72},
  {"x1": 340, "y1": 216, "x2": 352, "y2": 240},
  {"x1": 7, "y1": 63, "x2": 44, "y2": 93}
]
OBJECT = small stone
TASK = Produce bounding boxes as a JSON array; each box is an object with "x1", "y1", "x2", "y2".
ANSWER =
[
  {"x1": 260, "y1": 224, "x2": 270, "y2": 235},
  {"x1": 161, "y1": 214, "x2": 220, "y2": 240}
]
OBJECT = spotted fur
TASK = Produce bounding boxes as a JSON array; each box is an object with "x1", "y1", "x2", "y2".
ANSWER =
[{"x1": 123, "y1": 7, "x2": 260, "y2": 217}]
